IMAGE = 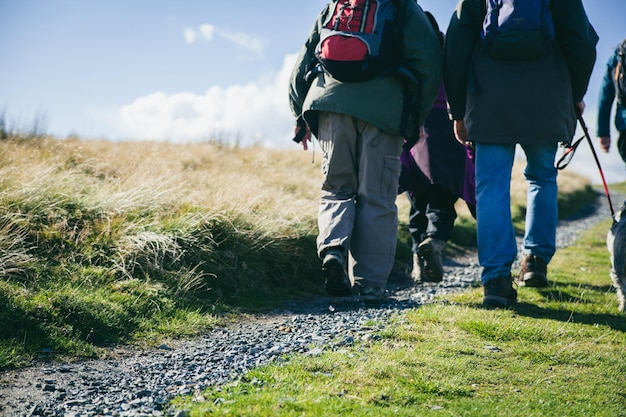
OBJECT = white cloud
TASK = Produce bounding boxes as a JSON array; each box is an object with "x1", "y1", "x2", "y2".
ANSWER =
[
  {"x1": 182, "y1": 23, "x2": 265, "y2": 57},
  {"x1": 218, "y1": 29, "x2": 267, "y2": 58},
  {"x1": 183, "y1": 28, "x2": 198, "y2": 44},
  {"x1": 199, "y1": 24, "x2": 216, "y2": 41},
  {"x1": 119, "y1": 54, "x2": 299, "y2": 148}
]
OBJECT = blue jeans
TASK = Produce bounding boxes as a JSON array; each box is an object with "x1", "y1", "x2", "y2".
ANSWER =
[{"x1": 475, "y1": 143, "x2": 558, "y2": 283}]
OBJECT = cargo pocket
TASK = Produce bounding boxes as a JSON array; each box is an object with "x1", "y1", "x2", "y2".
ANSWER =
[{"x1": 381, "y1": 155, "x2": 401, "y2": 201}]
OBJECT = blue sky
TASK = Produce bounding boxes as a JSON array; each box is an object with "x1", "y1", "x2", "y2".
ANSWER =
[{"x1": 1, "y1": 0, "x2": 625, "y2": 183}]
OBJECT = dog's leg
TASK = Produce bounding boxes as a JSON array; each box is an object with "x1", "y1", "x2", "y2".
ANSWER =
[
  {"x1": 617, "y1": 273, "x2": 626, "y2": 313},
  {"x1": 607, "y1": 225, "x2": 626, "y2": 312}
]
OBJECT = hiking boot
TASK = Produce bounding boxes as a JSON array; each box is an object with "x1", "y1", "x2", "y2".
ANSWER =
[
  {"x1": 417, "y1": 237, "x2": 445, "y2": 282},
  {"x1": 358, "y1": 286, "x2": 388, "y2": 301},
  {"x1": 518, "y1": 254, "x2": 548, "y2": 288},
  {"x1": 322, "y1": 249, "x2": 352, "y2": 296},
  {"x1": 411, "y1": 253, "x2": 424, "y2": 282},
  {"x1": 483, "y1": 276, "x2": 518, "y2": 308}
]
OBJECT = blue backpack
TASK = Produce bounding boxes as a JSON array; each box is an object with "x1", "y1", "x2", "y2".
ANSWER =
[{"x1": 481, "y1": 0, "x2": 555, "y2": 60}]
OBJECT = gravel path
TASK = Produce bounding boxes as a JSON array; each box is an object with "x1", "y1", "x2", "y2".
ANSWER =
[{"x1": 0, "y1": 191, "x2": 616, "y2": 417}]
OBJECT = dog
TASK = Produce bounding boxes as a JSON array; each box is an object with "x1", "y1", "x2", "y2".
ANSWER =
[{"x1": 606, "y1": 202, "x2": 626, "y2": 312}]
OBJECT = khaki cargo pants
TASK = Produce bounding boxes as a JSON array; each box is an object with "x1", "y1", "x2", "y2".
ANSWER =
[{"x1": 316, "y1": 111, "x2": 404, "y2": 289}]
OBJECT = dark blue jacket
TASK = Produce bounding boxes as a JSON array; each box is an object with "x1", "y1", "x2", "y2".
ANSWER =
[
  {"x1": 444, "y1": 0, "x2": 598, "y2": 145},
  {"x1": 597, "y1": 43, "x2": 626, "y2": 137}
]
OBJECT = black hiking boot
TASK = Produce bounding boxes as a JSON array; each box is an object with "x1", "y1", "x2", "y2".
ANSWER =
[
  {"x1": 417, "y1": 237, "x2": 445, "y2": 282},
  {"x1": 322, "y1": 249, "x2": 352, "y2": 297}
]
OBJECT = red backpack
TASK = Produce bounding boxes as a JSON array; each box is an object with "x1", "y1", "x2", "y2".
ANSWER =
[{"x1": 315, "y1": 0, "x2": 401, "y2": 82}]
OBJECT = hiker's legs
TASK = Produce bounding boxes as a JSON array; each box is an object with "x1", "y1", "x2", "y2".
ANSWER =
[
  {"x1": 349, "y1": 118, "x2": 404, "y2": 289},
  {"x1": 424, "y1": 184, "x2": 458, "y2": 243},
  {"x1": 520, "y1": 143, "x2": 558, "y2": 263},
  {"x1": 316, "y1": 112, "x2": 357, "y2": 258},
  {"x1": 408, "y1": 184, "x2": 457, "y2": 251},
  {"x1": 407, "y1": 191, "x2": 427, "y2": 253},
  {"x1": 475, "y1": 143, "x2": 517, "y2": 284}
]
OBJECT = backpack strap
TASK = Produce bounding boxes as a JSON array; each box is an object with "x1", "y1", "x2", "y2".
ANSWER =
[
  {"x1": 388, "y1": 0, "x2": 423, "y2": 146},
  {"x1": 615, "y1": 40, "x2": 626, "y2": 106},
  {"x1": 360, "y1": 1, "x2": 371, "y2": 32}
]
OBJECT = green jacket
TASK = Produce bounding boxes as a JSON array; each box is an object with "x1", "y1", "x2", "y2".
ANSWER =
[{"x1": 288, "y1": 0, "x2": 442, "y2": 138}]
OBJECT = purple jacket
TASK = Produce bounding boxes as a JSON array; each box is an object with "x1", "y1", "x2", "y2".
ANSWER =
[{"x1": 399, "y1": 84, "x2": 476, "y2": 208}]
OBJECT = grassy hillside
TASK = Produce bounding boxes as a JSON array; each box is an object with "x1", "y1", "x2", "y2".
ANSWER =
[{"x1": 0, "y1": 134, "x2": 597, "y2": 370}]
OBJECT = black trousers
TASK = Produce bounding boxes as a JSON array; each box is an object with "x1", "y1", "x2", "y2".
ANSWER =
[{"x1": 406, "y1": 184, "x2": 458, "y2": 254}]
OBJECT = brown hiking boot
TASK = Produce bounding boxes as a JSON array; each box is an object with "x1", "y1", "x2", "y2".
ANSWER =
[
  {"x1": 518, "y1": 254, "x2": 548, "y2": 288},
  {"x1": 483, "y1": 276, "x2": 518, "y2": 308}
]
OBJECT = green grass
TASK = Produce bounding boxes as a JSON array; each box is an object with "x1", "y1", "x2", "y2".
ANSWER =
[
  {"x1": 0, "y1": 133, "x2": 603, "y2": 374},
  {"x1": 0, "y1": 201, "x2": 322, "y2": 368},
  {"x1": 173, "y1": 220, "x2": 626, "y2": 416}
]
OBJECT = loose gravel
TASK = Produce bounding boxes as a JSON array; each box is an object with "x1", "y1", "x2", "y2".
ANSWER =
[{"x1": 0, "y1": 191, "x2": 616, "y2": 417}]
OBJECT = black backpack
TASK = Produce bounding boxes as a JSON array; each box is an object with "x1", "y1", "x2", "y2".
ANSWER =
[{"x1": 615, "y1": 40, "x2": 626, "y2": 107}]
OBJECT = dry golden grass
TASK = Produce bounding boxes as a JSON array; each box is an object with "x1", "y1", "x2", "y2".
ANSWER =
[
  {"x1": 0, "y1": 137, "x2": 324, "y2": 230},
  {"x1": 0, "y1": 137, "x2": 589, "y2": 227}
]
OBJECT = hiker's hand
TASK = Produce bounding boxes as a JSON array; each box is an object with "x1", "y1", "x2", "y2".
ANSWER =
[
  {"x1": 454, "y1": 119, "x2": 470, "y2": 147},
  {"x1": 295, "y1": 125, "x2": 312, "y2": 150},
  {"x1": 575, "y1": 101, "x2": 585, "y2": 116},
  {"x1": 599, "y1": 135, "x2": 611, "y2": 153},
  {"x1": 419, "y1": 125, "x2": 427, "y2": 143}
]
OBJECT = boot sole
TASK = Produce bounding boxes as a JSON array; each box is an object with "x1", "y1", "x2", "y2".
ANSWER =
[
  {"x1": 519, "y1": 273, "x2": 548, "y2": 288},
  {"x1": 483, "y1": 294, "x2": 517, "y2": 308}
]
